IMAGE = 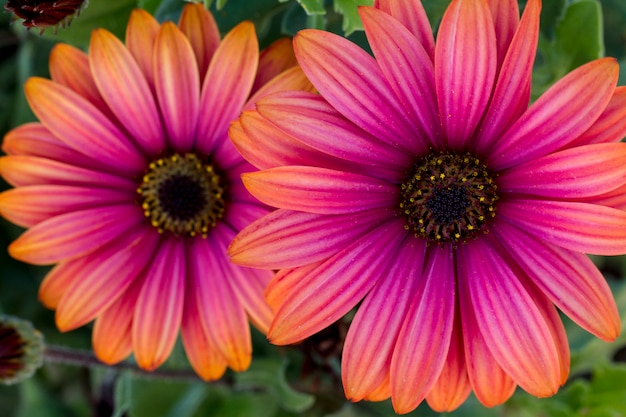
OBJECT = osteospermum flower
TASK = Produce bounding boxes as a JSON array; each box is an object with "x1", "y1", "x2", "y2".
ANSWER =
[
  {"x1": 0, "y1": 3, "x2": 312, "y2": 379},
  {"x1": 229, "y1": 0, "x2": 626, "y2": 412}
]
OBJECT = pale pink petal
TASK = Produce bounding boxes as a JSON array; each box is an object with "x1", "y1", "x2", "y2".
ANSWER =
[
  {"x1": 293, "y1": 29, "x2": 415, "y2": 152},
  {"x1": 435, "y1": 0, "x2": 497, "y2": 148},
  {"x1": 24, "y1": 77, "x2": 146, "y2": 174},
  {"x1": 133, "y1": 239, "x2": 185, "y2": 371},
  {"x1": 242, "y1": 166, "x2": 397, "y2": 214},
  {"x1": 570, "y1": 86, "x2": 626, "y2": 147},
  {"x1": 490, "y1": 58, "x2": 619, "y2": 170},
  {"x1": 268, "y1": 219, "x2": 407, "y2": 345},
  {"x1": 498, "y1": 143, "x2": 626, "y2": 198},
  {"x1": 9, "y1": 205, "x2": 143, "y2": 265},
  {"x1": 196, "y1": 22, "x2": 258, "y2": 156},
  {"x1": 343, "y1": 237, "x2": 426, "y2": 401},
  {"x1": 154, "y1": 22, "x2": 200, "y2": 152},
  {"x1": 178, "y1": 3, "x2": 220, "y2": 80},
  {"x1": 125, "y1": 9, "x2": 160, "y2": 88},
  {"x1": 0, "y1": 185, "x2": 131, "y2": 227},
  {"x1": 361, "y1": 6, "x2": 440, "y2": 149},
  {"x1": 374, "y1": 0, "x2": 435, "y2": 60},
  {"x1": 229, "y1": 208, "x2": 389, "y2": 269},
  {"x1": 56, "y1": 226, "x2": 159, "y2": 332},
  {"x1": 390, "y1": 246, "x2": 456, "y2": 413},
  {"x1": 189, "y1": 232, "x2": 252, "y2": 371},
  {"x1": 486, "y1": 0, "x2": 520, "y2": 68},
  {"x1": 494, "y1": 221, "x2": 621, "y2": 341},
  {"x1": 90, "y1": 28, "x2": 165, "y2": 157},
  {"x1": 460, "y1": 238, "x2": 561, "y2": 397},
  {"x1": 475, "y1": 0, "x2": 539, "y2": 152},
  {"x1": 498, "y1": 198, "x2": 626, "y2": 256}
]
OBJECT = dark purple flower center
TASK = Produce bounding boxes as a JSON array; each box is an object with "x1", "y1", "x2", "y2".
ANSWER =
[
  {"x1": 400, "y1": 152, "x2": 498, "y2": 245},
  {"x1": 138, "y1": 153, "x2": 225, "y2": 237}
]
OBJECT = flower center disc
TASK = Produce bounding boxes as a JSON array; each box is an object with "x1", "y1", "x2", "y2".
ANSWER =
[
  {"x1": 400, "y1": 152, "x2": 498, "y2": 245},
  {"x1": 138, "y1": 153, "x2": 225, "y2": 237}
]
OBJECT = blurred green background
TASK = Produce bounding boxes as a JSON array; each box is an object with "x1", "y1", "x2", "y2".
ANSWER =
[{"x1": 1, "y1": 0, "x2": 626, "y2": 416}]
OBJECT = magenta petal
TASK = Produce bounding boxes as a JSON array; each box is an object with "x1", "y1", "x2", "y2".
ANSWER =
[
  {"x1": 268, "y1": 219, "x2": 407, "y2": 345},
  {"x1": 498, "y1": 199, "x2": 626, "y2": 256},
  {"x1": 294, "y1": 29, "x2": 415, "y2": 152},
  {"x1": 572, "y1": 86, "x2": 626, "y2": 147},
  {"x1": 486, "y1": 0, "x2": 520, "y2": 68},
  {"x1": 459, "y1": 238, "x2": 561, "y2": 396},
  {"x1": 242, "y1": 166, "x2": 397, "y2": 214},
  {"x1": 435, "y1": 0, "x2": 497, "y2": 148},
  {"x1": 390, "y1": 246, "x2": 456, "y2": 413},
  {"x1": 494, "y1": 222, "x2": 620, "y2": 341}
]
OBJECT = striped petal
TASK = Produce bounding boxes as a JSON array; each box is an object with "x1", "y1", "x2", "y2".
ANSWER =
[
  {"x1": 39, "y1": 258, "x2": 88, "y2": 309},
  {"x1": 133, "y1": 238, "x2": 185, "y2": 371},
  {"x1": 196, "y1": 22, "x2": 258, "y2": 156},
  {"x1": 571, "y1": 86, "x2": 626, "y2": 146},
  {"x1": 252, "y1": 37, "x2": 297, "y2": 94},
  {"x1": 486, "y1": 0, "x2": 520, "y2": 68},
  {"x1": 435, "y1": 0, "x2": 497, "y2": 148},
  {"x1": 90, "y1": 28, "x2": 165, "y2": 156},
  {"x1": 178, "y1": 3, "x2": 220, "y2": 80},
  {"x1": 125, "y1": 9, "x2": 160, "y2": 87},
  {"x1": 342, "y1": 237, "x2": 425, "y2": 401},
  {"x1": 245, "y1": 66, "x2": 316, "y2": 111},
  {"x1": 242, "y1": 166, "x2": 397, "y2": 214},
  {"x1": 9, "y1": 205, "x2": 142, "y2": 265},
  {"x1": 390, "y1": 246, "x2": 456, "y2": 413},
  {"x1": 499, "y1": 199, "x2": 626, "y2": 256},
  {"x1": 154, "y1": 22, "x2": 200, "y2": 152}
]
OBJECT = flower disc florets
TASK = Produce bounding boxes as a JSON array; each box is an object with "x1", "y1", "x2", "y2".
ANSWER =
[
  {"x1": 137, "y1": 153, "x2": 225, "y2": 237},
  {"x1": 400, "y1": 151, "x2": 498, "y2": 245}
]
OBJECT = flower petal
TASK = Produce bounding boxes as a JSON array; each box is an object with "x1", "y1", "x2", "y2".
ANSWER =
[
  {"x1": 486, "y1": 0, "x2": 520, "y2": 68},
  {"x1": 342, "y1": 237, "x2": 425, "y2": 401},
  {"x1": 494, "y1": 222, "x2": 620, "y2": 341},
  {"x1": 435, "y1": 0, "x2": 497, "y2": 148},
  {"x1": 571, "y1": 86, "x2": 626, "y2": 147},
  {"x1": 230, "y1": 208, "x2": 388, "y2": 269},
  {"x1": 90, "y1": 28, "x2": 165, "y2": 157},
  {"x1": 459, "y1": 238, "x2": 561, "y2": 397},
  {"x1": 196, "y1": 21, "x2": 258, "y2": 156},
  {"x1": 154, "y1": 22, "x2": 200, "y2": 152},
  {"x1": 252, "y1": 37, "x2": 297, "y2": 94},
  {"x1": 242, "y1": 166, "x2": 396, "y2": 214},
  {"x1": 390, "y1": 246, "x2": 456, "y2": 413},
  {"x1": 24, "y1": 77, "x2": 145, "y2": 174},
  {"x1": 39, "y1": 259, "x2": 87, "y2": 309},
  {"x1": 9, "y1": 205, "x2": 143, "y2": 265},
  {"x1": 490, "y1": 58, "x2": 619, "y2": 170},
  {"x1": 293, "y1": 29, "x2": 415, "y2": 152},
  {"x1": 125, "y1": 9, "x2": 160, "y2": 88},
  {"x1": 498, "y1": 143, "x2": 626, "y2": 198},
  {"x1": 0, "y1": 185, "x2": 130, "y2": 228},
  {"x1": 268, "y1": 219, "x2": 406, "y2": 345},
  {"x1": 245, "y1": 66, "x2": 316, "y2": 111},
  {"x1": 498, "y1": 199, "x2": 626, "y2": 256},
  {"x1": 178, "y1": 3, "x2": 220, "y2": 80},
  {"x1": 133, "y1": 239, "x2": 185, "y2": 371}
]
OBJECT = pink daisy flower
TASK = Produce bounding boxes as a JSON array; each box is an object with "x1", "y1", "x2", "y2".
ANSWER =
[
  {"x1": 0, "y1": 3, "x2": 313, "y2": 379},
  {"x1": 229, "y1": 0, "x2": 626, "y2": 412}
]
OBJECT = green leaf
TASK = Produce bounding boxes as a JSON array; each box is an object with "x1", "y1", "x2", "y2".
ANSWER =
[
  {"x1": 586, "y1": 364, "x2": 626, "y2": 413},
  {"x1": 235, "y1": 358, "x2": 315, "y2": 413},
  {"x1": 137, "y1": 0, "x2": 162, "y2": 14},
  {"x1": 112, "y1": 372, "x2": 132, "y2": 417},
  {"x1": 289, "y1": 0, "x2": 326, "y2": 15},
  {"x1": 333, "y1": 0, "x2": 373, "y2": 35}
]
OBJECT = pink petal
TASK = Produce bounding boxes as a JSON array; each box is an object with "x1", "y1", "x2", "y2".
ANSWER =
[
  {"x1": 222, "y1": 201, "x2": 270, "y2": 233},
  {"x1": 494, "y1": 221, "x2": 620, "y2": 341},
  {"x1": 177, "y1": 3, "x2": 220, "y2": 80},
  {"x1": 125, "y1": 9, "x2": 160, "y2": 88},
  {"x1": 0, "y1": 185, "x2": 130, "y2": 228},
  {"x1": 499, "y1": 198, "x2": 626, "y2": 255},
  {"x1": 196, "y1": 21, "x2": 258, "y2": 156},
  {"x1": 56, "y1": 226, "x2": 159, "y2": 332},
  {"x1": 435, "y1": 0, "x2": 497, "y2": 149},
  {"x1": 293, "y1": 29, "x2": 415, "y2": 152},
  {"x1": 571, "y1": 86, "x2": 626, "y2": 147},
  {"x1": 154, "y1": 23, "x2": 200, "y2": 152},
  {"x1": 245, "y1": 66, "x2": 315, "y2": 111},
  {"x1": 374, "y1": 0, "x2": 435, "y2": 60},
  {"x1": 9, "y1": 205, "x2": 143, "y2": 265},
  {"x1": 268, "y1": 220, "x2": 407, "y2": 345},
  {"x1": 39, "y1": 258, "x2": 87, "y2": 309},
  {"x1": 252, "y1": 37, "x2": 297, "y2": 94},
  {"x1": 188, "y1": 232, "x2": 252, "y2": 371},
  {"x1": 490, "y1": 58, "x2": 619, "y2": 170},
  {"x1": 342, "y1": 238, "x2": 426, "y2": 401},
  {"x1": 133, "y1": 239, "x2": 186, "y2": 371},
  {"x1": 242, "y1": 166, "x2": 397, "y2": 214},
  {"x1": 25, "y1": 77, "x2": 146, "y2": 174},
  {"x1": 90, "y1": 28, "x2": 165, "y2": 157},
  {"x1": 229, "y1": 208, "x2": 389, "y2": 269},
  {"x1": 498, "y1": 143, "x2": 626, "y2": 198},
  {"x1": 475, "y1": 0, "x2": 539, "y2": 152},
  {"x1": 459, "y1": 238, "x2": 561, "y2": 397},
  {"x1": 486, "y1": 0, "x2": 520, "y2": 68},
  {"x1": 360, "y1": 6, "x2": 440, "y2": 149},
  {"x1": 390, "y1": 246, "x2": 456, "y2": 413}
]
